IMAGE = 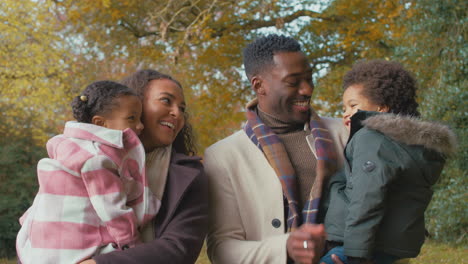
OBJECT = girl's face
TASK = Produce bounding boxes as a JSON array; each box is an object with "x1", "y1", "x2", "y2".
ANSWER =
[
  {"x1": 98, "y1": 95, "x2": 144, "y2": 135},
  {"x1": 139, "y1": 79, "x2": 186, "y2": 152},
  {"x1": 342, "y1": 84, "x2": 388, "y2": 130}
]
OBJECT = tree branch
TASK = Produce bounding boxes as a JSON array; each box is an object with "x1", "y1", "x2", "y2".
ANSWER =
[
  {"x1": 211, "y1": 9, "x2": 344, "y2": 37},
  {"x1": 118, "y1": 8, "x2": 343, "y2": 40}
]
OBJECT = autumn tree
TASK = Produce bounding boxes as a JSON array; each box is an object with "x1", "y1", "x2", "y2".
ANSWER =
[
  {"x1": 51, "y1": 0, "x2": 412, "y2": 149},
  {"x1": 0, "y1": 0, "x2": 75, "y2": 143},
  {"x1": 0, "y1": 0, "x2": 75, "y2": 256}
]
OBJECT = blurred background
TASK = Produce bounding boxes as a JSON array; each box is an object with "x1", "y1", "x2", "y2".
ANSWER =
[{"x1": 0, "y1": 0, "x2": 466, "y2": 261}]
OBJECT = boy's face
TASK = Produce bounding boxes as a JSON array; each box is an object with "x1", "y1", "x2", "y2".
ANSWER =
[
  {"x1": 342, "y1": 84, "x2": 387, "y2": 130},
  {"x1": 101, "y1": 95, "x2": 144, "y2": 135}
]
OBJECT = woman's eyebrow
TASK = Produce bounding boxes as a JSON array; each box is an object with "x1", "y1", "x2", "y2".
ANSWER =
[{"x1": 159, "y1": 92, "x2": 175, "y2": 98}]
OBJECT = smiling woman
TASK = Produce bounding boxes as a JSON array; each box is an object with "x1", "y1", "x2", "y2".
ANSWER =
[
  {"x1": 120, "y1": 70, "x2": 197, "y2": 156},
  {"x1": 139, "y1": 78, "x2": 186, "y2": 152}
]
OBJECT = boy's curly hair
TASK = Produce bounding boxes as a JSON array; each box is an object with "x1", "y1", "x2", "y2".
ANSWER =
[{"x1": 343, "y1": 59, "x2": 420, "y2": 117}]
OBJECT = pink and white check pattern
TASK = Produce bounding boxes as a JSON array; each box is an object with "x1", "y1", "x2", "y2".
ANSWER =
[{"x1": 16, "y1": 122, "x2": 160, "y2": 264}]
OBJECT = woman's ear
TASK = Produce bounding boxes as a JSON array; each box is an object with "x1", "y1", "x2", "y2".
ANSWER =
[
  {"x1": 91, "y1": 115, "x2": 106, "y2": 127},
  {"x1": 377, "y1": 105, "x2": 389, "y2": 113}
]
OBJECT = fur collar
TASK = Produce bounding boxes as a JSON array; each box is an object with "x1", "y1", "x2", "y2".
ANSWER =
[{"x1": 362, "y1": 114, "x2": 457, "y2": 156}]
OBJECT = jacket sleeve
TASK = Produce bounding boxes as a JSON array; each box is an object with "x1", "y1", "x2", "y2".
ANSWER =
[
  {"x1": 93, "y1": 159, "x2": 209, "y2": 264},
  {"x1": 343, "y1": 130, "x2": 401, "y2": 258},
  {"x1": 205, "y1": 147, "x2": 290, "y2": 264},
  {"x1": 81, "y1": 155, "x2": 139, "y2": 249},
  {"x1": 321, "y1": 169, "x2": 347, "y2": 213}
]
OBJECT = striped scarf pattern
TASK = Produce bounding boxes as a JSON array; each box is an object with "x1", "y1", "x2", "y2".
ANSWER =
[{"x1": 244, "y1": 107, "x2": 337, "y2": 231}]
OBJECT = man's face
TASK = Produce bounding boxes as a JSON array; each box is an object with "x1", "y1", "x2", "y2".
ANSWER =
[{"x1": 256, "y1": 51, "x2": 314, "y2": 124}]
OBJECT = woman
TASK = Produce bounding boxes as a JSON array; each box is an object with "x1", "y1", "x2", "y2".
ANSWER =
[
  {"x1": 83, "y1": 70, "x2": 208, "y2": 264},
  {"x1": 321, "y1": 60, "x2": 456, "y2": 264}
]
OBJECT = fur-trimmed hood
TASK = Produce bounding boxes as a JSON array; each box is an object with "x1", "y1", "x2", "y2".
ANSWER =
[{"x1": 361, "y1": 113, "x2": 457, "y2": 157}]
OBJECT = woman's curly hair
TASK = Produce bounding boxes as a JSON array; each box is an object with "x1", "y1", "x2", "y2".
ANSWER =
[
  {"x1": 71, "y1": 80, "x2": 137, "y2": 123},
  {"x1": 121, "y1": 69, "x2": 197, "y2": 156},
  {"x1": 343, "y1": 59, "x2": 420, "y2": 117}
]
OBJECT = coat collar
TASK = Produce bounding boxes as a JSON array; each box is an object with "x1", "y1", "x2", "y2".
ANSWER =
[
  {"x1": 350, "y1": 111, "x2": 457, "y2": 156},
  {"x1": 63, "y1": 121, "x2": 137, "y2": 149}
]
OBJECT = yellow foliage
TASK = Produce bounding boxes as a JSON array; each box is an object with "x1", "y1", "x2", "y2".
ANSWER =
[
  {"x1": 27, "y1": 0, "x2": 413, "y2": 150},
  {"x1": 0, "y1": 0, "x2": 74, "y2": 145}
]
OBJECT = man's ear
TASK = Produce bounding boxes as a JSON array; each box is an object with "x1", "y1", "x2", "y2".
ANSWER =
[
  {"x1": 252, "y1": 76, "x2": 265, "y2": 95},
  {"x1": 91, "y1": 115, "x2": 106, "y2": 127}
]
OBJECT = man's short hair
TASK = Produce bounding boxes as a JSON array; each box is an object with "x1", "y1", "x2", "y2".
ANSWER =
[{"x1": 243, "y1": 34, "x2": 302, "y2": 80}]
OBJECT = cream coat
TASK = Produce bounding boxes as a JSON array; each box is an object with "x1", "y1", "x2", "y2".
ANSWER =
[{"x1": 205, "y1": 117, "x2": 348, "y2": 264}]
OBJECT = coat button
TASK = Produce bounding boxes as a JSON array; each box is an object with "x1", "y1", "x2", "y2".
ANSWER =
[
  {"x1": 272, "y1": 218, "x2": 281, "y2": 228},
  {"x1": 122, "y1": 244, "x2": 130, "y2": 250},
  {"x1": 362, "y1": 161, "x2": 376, "y2": 172},
  {"x1": 111, "y1": 243, "x2": 118, "y2": 249}
]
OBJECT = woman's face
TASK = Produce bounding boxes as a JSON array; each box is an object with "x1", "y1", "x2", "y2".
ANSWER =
[
  {"x1": 342, "y1": 84, "x2": 387, "y2": 130},
  {"x1": 139, "y1": 78, "x2": 186, "y2": 152}
]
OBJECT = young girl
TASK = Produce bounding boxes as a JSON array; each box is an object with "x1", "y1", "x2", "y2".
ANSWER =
[
  {"x1": 16, "y1": 81, "x2": 160, "y2": 264},
  {"x1": 320, "y1": 60, "x2": 457, "y2": 264}
]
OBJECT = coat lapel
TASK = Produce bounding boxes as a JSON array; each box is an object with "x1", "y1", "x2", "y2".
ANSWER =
[{"x1": 154, "y1": 153, "x2": 200, "y2": 237}]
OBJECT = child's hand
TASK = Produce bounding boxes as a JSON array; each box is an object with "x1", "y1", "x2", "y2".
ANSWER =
[
  {"x1": 79, "y1": 259, "x2": 97, "y2": 264},
  {"x1": 320, "y1": 254, "x2": 344, "y2": 264}
]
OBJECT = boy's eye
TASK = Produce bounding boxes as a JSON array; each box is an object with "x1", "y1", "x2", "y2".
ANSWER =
[
  {"x1": 161, "y1": 97, "x2": 170, "y2": 103},
  {"x1": 179, "y1": 106, "x2": 186, "y2": 113},
  {"x1": 128, "y1": 116, "x2": 135, "y2": 121}
]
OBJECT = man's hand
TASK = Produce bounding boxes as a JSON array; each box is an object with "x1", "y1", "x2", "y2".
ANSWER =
[{"x1": 286, "y1": 224, "x2": 326, "y2": 264}]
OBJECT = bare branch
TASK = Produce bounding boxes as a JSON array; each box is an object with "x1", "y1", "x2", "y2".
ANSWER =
[
  {"x1": 210, "y1": 9, "x2": 344, "y2": 38},
  {"x1": 119, "y1": 18, "x2": 160, "y2": 38}
]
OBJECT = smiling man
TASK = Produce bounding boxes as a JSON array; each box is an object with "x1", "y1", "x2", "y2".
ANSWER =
[{"x1": 204, "y1": 34, "x2": 349, "y2": 264}]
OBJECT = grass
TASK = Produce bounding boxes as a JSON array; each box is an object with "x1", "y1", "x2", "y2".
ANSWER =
[
  {"x1": 195, "y1": 240, "x2": 468, "y2": 264},
  {"x1": 405, "y1": 240, "x2": 467, "y2": 264},
  {"x1": 3, "y1": 240, "x2": 466, "y2": 264}
]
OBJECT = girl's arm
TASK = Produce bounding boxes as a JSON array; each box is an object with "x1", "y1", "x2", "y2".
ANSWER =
[{"x1": 81, "y1": 155, "x2": 140, "y2": 250}]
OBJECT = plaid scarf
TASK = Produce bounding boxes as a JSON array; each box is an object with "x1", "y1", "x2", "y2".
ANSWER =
[{"x1": 244, "y1": 102, "x2": 337, "y2": 231}]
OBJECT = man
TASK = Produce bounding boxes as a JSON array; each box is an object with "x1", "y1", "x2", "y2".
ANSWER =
[{"x1": 204, "y1": 34, "x2": 348, "y2": 264}]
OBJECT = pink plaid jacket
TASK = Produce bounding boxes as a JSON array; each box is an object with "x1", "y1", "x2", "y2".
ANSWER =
[{"x1": 16, "y1": 122, "x2": 160, "y2": 264}]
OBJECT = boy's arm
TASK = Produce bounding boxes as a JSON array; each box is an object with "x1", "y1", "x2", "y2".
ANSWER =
[{"x1": 344, "y1": 131, "x2": 400, "y2": 259}]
